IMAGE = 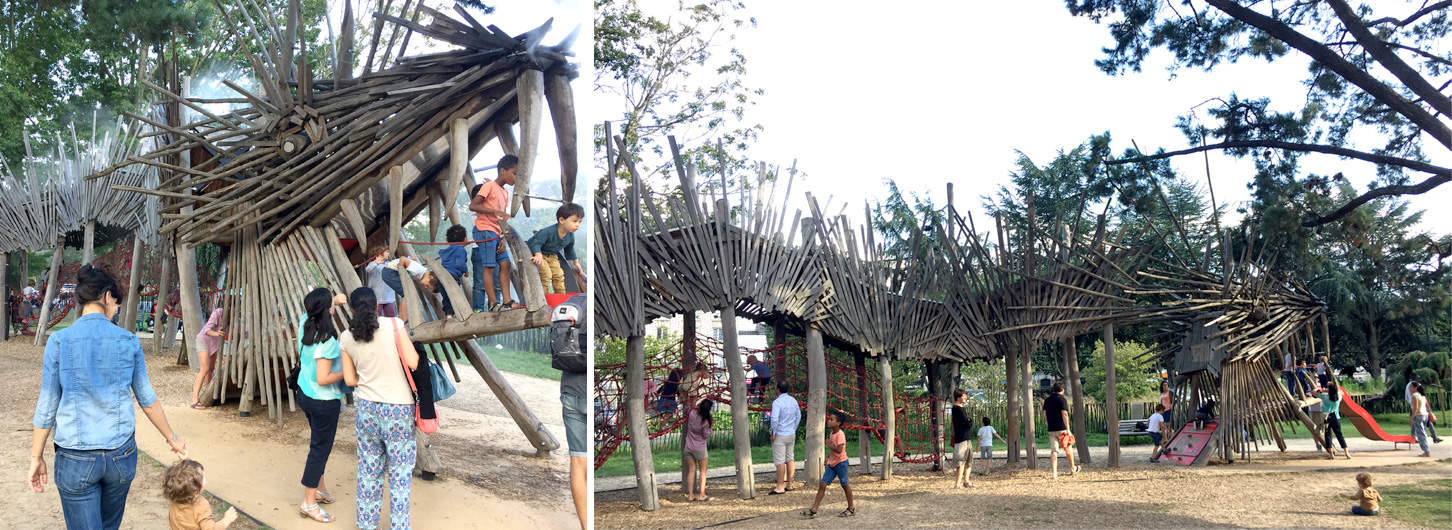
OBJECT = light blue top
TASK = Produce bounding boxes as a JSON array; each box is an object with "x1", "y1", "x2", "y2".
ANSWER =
[
  {"x1": 33, "y1": 313, "x2": 158, "y2": 450},
  {"x1": 1319, "y1": 392, "x2": 1342, "y2": 416},
  {"x1": 296, "y1": 315, "x2": 344, "y2": 401},
  {"x1": 770, "y1": 393, "x2": 801, "y2": 437}
]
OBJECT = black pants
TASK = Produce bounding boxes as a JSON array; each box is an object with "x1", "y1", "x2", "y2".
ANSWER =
[
  {"x1": 298, "y1": 392, "x2": 341, "y2": 488},
  {"x1": 1324, "y1": 413, "x2": 1347, "y2": 450}
]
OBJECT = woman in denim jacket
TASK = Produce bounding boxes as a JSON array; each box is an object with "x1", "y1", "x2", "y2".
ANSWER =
[{"x1": 28, "y1": 264, "x2": 187, "y2": 529}]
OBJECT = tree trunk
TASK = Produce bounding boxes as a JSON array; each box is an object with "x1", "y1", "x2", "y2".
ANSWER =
[
  {"x1": 121, "y1": 238, "x2": 143, "y2": 332},
  {"x1": 804, "y1": 326, "x2": 827, "y2": 486},
  {"x1": 624, "y1": 335, "x2": 658, "y2": 510},
  {"x1": 682, "y1": 311, "x2": 696, "y2": 367},
  {"x1": 855, "y1": 352, "x2": 871, "y2": 475},
  {"x1": 1369, "y1": 323, "x2": 1382, "y2": 382},
  {"x1": 1066, "y1": 338, "x2": 1090, "y2": 463},
  {"x1": 1, "y1": 252, "x2": 8, "y2": 340},
  {"x1": 928, "y1": 361, "x2": 943, "y2": 471},
  {"x1": 154, "y1": 246, "x2": 174, "y2": 358},
  {"x1": 1006, "y1": 348, "x2": 1019, "y2": 463},
  {"x1": 33, "y1": 238, "x2": 64, "y2": 346},
  {"x1": 1105, "y1": 324, "x2": 1120, "y2": 468},
  {"x1": 175, "y1": 239, "x2": 203, "y2": 369},
  {"x1": 1021, "y1": 347, "x2": 1037, "y2": 469},
  {"x1": 720, "y1": 305, "x2": 755, "y2": 499},
  {"x1": 879, "y1": 356, "x2": 895, "y2": 480}
]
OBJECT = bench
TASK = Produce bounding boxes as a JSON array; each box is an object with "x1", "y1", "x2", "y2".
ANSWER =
[{"x1": 1117, "y1": 419, "x2": 1152, "y2": 437}]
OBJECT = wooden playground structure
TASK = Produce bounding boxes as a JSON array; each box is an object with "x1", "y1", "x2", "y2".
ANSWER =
[
  {"x1": 1, "y1": 2, "x2": 583, "y2": 465},
  {"x1": 595, "y1": 133, "x2": 1357, "y2": 510}
]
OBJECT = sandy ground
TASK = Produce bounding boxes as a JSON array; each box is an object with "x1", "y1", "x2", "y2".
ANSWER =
[
  {"x1": 2, "y1": 335, "x2": 576, "y2": 529},
  {"x1": 598, "y1": 436, "x2": 1452, "y2": 528}
]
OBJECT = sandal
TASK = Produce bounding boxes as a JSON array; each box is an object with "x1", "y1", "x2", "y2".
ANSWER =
[
  {"x1": 501, "y1": 300, "x2": 523, "y2": 310},
  {"x1": 839, "y1": 508, "x2": 856, "y2": 517},
  {"x1": 191, "y1": 402, "x2": 207, "y2": 410},
  {"x1": 489, "y1": 303, "x2": 504, "y2": 312},
  {"x1": 316, "y1": 490, "x2": 335, "y2": 504},
  {"x1": 801, "y1": 509, "x2": 817, "y2": 519},
  {"x1": 299, "y1": 503, "x2": 334, "y2": 523}
]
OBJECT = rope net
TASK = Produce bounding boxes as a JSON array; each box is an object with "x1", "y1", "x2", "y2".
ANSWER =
[{"x1": 594, "y1": 334, "x2": 946, "y2": 470}]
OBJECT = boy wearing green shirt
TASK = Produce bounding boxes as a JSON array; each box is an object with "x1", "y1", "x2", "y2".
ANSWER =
[{"x1": 528, "y1": 203, "x2": 585, "y2": 294}]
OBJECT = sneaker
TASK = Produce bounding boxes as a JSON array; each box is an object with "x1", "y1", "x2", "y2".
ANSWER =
[{"x1": 1148, "y1": 457, "x2": 1158, "y2": 463}]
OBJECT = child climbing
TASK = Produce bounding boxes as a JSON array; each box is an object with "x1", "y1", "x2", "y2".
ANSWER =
[
  {"x1": 803, "y1": 410, "x2": 855, "y2": 518},
  {"x1": 164, "y1": 459, "x2": 238, "y2": 530},
  {"x1": 977, "y1": 417, "x2": 1006, "y2": 475},
  {"x1": 1194, "y1": 399, "x2": 1217, "y2": 430},
  {"x1": 950, "y1": 389, "x2": 974, "y2": 488},
  {"x1": 437, "y1": 224, "x2": 470, "y2": 317},
  {"x1": 379, "y1": 256, "x2": 439, "y2": 322},
  {"x1": 528, "y1": 202, "x2": 584, "y2": 294},
  {"x1": 1338, "y1": 472, "x2": 1380, "y2": 516}
]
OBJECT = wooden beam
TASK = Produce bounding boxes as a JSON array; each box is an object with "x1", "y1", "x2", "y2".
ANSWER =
[
  {"x1": 1065, "y1": 338, "x2": 1090, "y2": 463},
  {"x1": 405, "y1": 307, "x2": 550, "y2": 343},
  {"x1": 1021, "y1": 347, "x2": 1037, "y2": 470},
  {"x1": 340, "y1": 199, "x2": 368, "y2": 242},
  {"x1": 82, "y1": 221, "x2": 96, "y2": 264},
  {"x1": 855, "y1": 351, "x2": 871, "y2": 475},
  {"x1": 1005, "y1": 348, "x2": 1019, "y2": 463},
  {"x1": 0, "y1": 252, "x2": 8, "y2": 340},
  {"x1": 879, "y1": 355, "x2": 895, "y2": 480},
  {"x1": 154, "y1": 245, "x2": 174, "y2": 356},
  {"x1": 33, "y1": 238, "x2": 64, "y2": 346},
  {"x1": 804, "y1": 325, "x2": 827, "y2": 485},
  {"x1": 543, "y1": 71, "x2": 578, "y2": 203},
  {"x1": 510, "y1": 69, "x2": 543, "y2": 217},
  {"x1": 623, "y1": 335, "x2": 659, "y2": 510},
  {"x1": 457, "y1": 338, "x2": 560, "y2": 455},
  {"x1": 721, "y1": 305, "x2": 755, "y2": 498},
  {"x1": 1105, "y1": 324, "x2": 1120, "y2": 468},
  {"x1": 388, "y1": 165, "x2": 403, "y2": 254},
  {"x1": 121, "y1": 237, "x2": 143, "y2": 332},
  {"x1": 447, "y1": 117, "x2": 467, "y2": 226}
]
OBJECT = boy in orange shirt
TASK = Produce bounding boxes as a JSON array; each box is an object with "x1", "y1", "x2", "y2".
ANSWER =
[
  {"x1": 468, "y1": 154, "x2": 520, "y2": 312},
  {"x1": 803, "y1": 410, "x2": 856, "y2": 518}
]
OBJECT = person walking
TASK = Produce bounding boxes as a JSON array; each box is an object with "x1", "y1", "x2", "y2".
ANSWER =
[
  {"x1": 769, "y1": 382, "x2": 801, "y2": 495},
  {"x1": 340, "y1": 288, "x2": 420, "y2": 529},
  {"x1": 1405, "y1": 375, "x2": 1443, "y2": 444},
  {"x1": 1044, "y1": 382, "x2": 1078, "y2": 479},
  {"x1": 294, "y1": 288, "x2": 349, "y2": 523},
  {"x1": 1410, "y1": 382, "x2": 1433, "y2": 458},
  {"x1": 29, "y1": 264, "x2": 187, "y2": 529},
  {"x1": 1319, "y1": 384, "x2": 1350, "y2": 459}
]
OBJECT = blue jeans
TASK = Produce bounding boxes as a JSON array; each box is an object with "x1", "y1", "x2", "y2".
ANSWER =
[
  {"x1": 561, "y1": 390, "x2": 589, "y2": 458},
  {"x1": 470, "y1": 228, "x2": 511, "y2": 311},
  {"x1": 820, "y1": 461, "x2": 849, "y2": 486},
  {"x1": 1352, "y1": 505, "x2": 1378, "y2": 516},
  {"x1": 55, "y1": 435, "x2": 138, "y2": 530}
]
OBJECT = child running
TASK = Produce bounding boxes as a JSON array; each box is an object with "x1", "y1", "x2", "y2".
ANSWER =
[
  {"x1": 803, "y1": 410, "x2": 855, "y2": 518},
  {"x1": 977, "y1": 416, "x2": 1006, "y2": 475},
  {"x1": 1339, "y1": 472, "x2": 1380, "y2": 516},
  {"x1": 527, "y1": 203, "x2": 585, "y2": 294},
  {"x1": 165, "y1": 460, "x2": 238, "y2": 530},
  {"x1": 950, "y1": 389, "x2": 974, "y2": 488}
]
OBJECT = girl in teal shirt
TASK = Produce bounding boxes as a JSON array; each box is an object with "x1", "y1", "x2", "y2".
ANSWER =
[{"x1": 295, "y1": 288, "x2": 348, "y2": 522}]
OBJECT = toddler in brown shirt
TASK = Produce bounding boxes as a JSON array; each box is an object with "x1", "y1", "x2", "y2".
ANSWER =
[
  {"x1": 164, "y1": 460, "x2": 238, "y2": 530},
  {"x1": 1339, "y1": 472, "x2": 1381, "y2": 516}
]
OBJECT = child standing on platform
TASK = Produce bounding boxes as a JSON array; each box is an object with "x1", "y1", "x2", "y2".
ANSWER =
[
  {"x1": 437, "y1": 224, "x2": 470, "y2": 317},
  {"x1": 468, "y1": 155, "x2": 519, "y2": 312},
  {"x1": 528, "y1": 203, "x2": 584, "y2": 294},
  {"x1": 803, "y1": 410, "x2": 855, "y2": 518}
]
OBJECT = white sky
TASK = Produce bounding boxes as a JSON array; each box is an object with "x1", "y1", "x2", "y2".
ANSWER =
[{"x1": 620, "y1": 1, "x2": 1451, "y2": 235}]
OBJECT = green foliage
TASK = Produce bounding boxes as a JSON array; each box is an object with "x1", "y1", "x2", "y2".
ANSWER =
[
  {"x1": 597, "y1": 332, "x2": 681, "y2": 367},
  {"x1": 1385, "y1": 351, "x2": 1452, "y2": 398},
  {"x1": 1081, "y1": 340, "x2": 1158, "y2": 402}
]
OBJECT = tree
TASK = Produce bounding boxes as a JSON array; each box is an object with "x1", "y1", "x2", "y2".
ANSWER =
[
  {"x1": 1066, "y1": 0, "x2": 1451, "y2": 228},
  {"x1": 1082, "y1": 339, "x2": 1159, "y2": 402},
  {"x1": 594, "y1": 0, "x2": 765, "y2": 198}
]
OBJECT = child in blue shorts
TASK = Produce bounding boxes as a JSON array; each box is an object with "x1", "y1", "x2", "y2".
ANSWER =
[{"x1": 803, "y1": 410, "x2": 855, "y2": 518}]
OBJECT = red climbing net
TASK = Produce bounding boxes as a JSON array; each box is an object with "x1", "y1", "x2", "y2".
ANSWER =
[{"x1": 594, "y1": 334, "x2": 948, "y2": 470}]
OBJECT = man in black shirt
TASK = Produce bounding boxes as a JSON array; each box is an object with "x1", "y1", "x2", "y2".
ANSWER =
[
  {"x1": 1043, "y1": 381, "x2": 1078, "y2": 479},
  {"x1": 950, "y1": 389, "x2": 974, "y2": 488}
]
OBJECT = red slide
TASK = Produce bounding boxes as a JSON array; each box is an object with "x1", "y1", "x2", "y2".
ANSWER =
[{"x1": 1338, "y1": 385, "x2": 1415, "y2": 446}]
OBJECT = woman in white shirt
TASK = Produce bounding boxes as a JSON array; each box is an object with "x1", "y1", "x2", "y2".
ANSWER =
[
  {"x1": 340, "y1": 287, "x2": 420, "y2": 529},
  {"x1": 1409, "y1": 382, "x2": 1432, "y2": 458}
]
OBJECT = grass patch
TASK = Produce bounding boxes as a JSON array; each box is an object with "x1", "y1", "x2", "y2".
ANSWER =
[
  {"x1": 1376, "y1": 479, "x2": 1452, "y2": 527},
  {"x1": 448, "y1": 343, "x2": 559, "y2": 381},
  {"x1": 598, "y1": 434, "x2": 889, "y2": 478}
]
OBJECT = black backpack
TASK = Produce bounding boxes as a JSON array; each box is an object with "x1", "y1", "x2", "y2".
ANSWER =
[{"x1": 550, "y1": 294, "x2": 586, "y2": 374}]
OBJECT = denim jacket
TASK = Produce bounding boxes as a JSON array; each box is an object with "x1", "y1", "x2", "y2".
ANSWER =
[{"x1": 33, "y1": 313, "x2": 158, "y2": 450}]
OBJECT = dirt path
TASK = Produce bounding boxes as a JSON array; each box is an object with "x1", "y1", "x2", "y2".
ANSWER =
[
  {"x1": 2, "y1": 336, "x2": 575, "y2": 529},
  {"x1": 598, "y1": 443, "x2": 1452, "y2": 528}
]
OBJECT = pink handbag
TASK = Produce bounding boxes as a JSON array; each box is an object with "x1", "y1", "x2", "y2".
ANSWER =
[{"x1": 391, "y1": 319, "x2": 437, "y2": 433}]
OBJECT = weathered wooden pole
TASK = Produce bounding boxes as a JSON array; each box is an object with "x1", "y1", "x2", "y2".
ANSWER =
[
  {"x1": 457, "y1": 338, "x2": 559, "y2": 455},
  {"x1": 1065, "y1": 338, "x2": 1090, "y2": 463},
  {"x1": 1105, "y1": 324, "x2": 1120, "y2": 468},
  {"x1": 1022, "y1": 347, "x2": 1037, "y2": 469},
  {"x1": 33, "y1": 238, "x2": 64, "y2": 346},
  {"x1": 0, "y1": 251, "x2": 8, "y2": 340},
  {"x1": 854, "y1": 351, "x2": 871, "y2": 475},
  {"x1": 721, "y1": 305, "x2": 755, "y2": 498},
  {"x1": 1005, "y1": 348, "x2": 1019, "y2": 463},
  {"x1": 772, "y1": 320, "x2": 788, "y2": 383},
  {"x1": 388, "y1": 165, "x2": 403, "y2": 255},
  {"x1": 121, "y1": 237, "x2": 143, "y2": 332},
  {"x1": 82, "y1": 220, "x2": 95, "y2": 264},
  {"x1": 879, "y1": 355, "x2": 895, "y2": 480},
  {"x1": 927, "y1": 360, "x2": 943, "y2": 471},
  {"x1": 154, "y1": 246, "x2": 174, "y2": 356},
  {"x1": 682, "y1": 311, "x2": 697, "y2": 367},
  {"x1": 804, "y1": 325, "x2": 827, "y2": 486},
  {"x1": 174, "y1": 236, "x2": 203, "y2": 363},
  {"x1": 446, "y1": 118, "x2": 468, "y2": 226},
  {"x1": 624, "y1": 335, "x2": 658, "y2": 510}
]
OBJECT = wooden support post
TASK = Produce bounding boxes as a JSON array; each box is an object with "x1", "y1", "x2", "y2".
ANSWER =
[
  {"x1": 720, "y1": 305, "x2": 755, "y2": 498},
  {"x1": 1005, "y1": 348, "x2": 1019, "y2": 463},
  {"x1": 0, "y1": 252, "x2": 8, "y2": 340},
  {"x1": 1065, "y1": 338, "x2": 1090, "y2": 463},
  {"x1": 458, "y1": 339, "x2": 559, "y2": 454},
  {"x1": 1021, "y1": 348, "x2": 1037, "y2": 469},
  {"x1": 82, "y1": 220, "x2": 96, "y2": 264},
  {"x1": 623, "y1": 335, "x2": 659, "y2": 510},
  {"x1": 855, "y1": 351, "x2": 871, "y2": 475},
  {"x1": 446, "y1": 117, "x2": 467, "y2": 226},
  {"x1": 388, "y1": 166, "x2": 403, "y2": 255},
  {"x1": 122, "y1": 237, "x2": 143, "y2": 332},
  {"x1": 427, "y1": 186, "x2": 442, "y2": 243},
  {"x1": 879, "y1": 355, "x2": 895, "y2": 480},
  {"x1": 682, "y1": 311, "x2": 697, "y2": 367},
  {"x1": 927, "y1": 360, "x2": 943, "y2": 471},
  {"x1": 154, "y1": 245, "x2": 174, "y2": 356},
  {"x1": 511, "y1": 69, "x2": 544, "y2": 217},
  {"x1": 772, "y1": 320, "x2": 788, "y2": 384},
  {"x1": 804, "y1": 325, "x2": 827, "y2": 486},
  {"x1": 33, "y1": 238, "x2": 64, "y2": 346},
  {"x1": 175, "y1": 236, "x2": 204, "y2": 363},
  {"x1": 1105, "y1": 324, "x2": 1120, "y2": 468},
  {"x1": 340, "y1": 199, "x2": 368, "y2": 244}
]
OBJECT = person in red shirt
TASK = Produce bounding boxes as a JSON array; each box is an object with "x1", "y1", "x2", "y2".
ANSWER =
[
  {"x1": 468, "y1": 154, "x2": 520, "y2": 312},
  {"x1": 802, "y1": 410, "x2": 855, "y2": 518}
]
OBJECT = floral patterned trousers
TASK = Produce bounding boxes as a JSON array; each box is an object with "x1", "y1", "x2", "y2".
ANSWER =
[{"x1": 355, "y1": 399, "x2": 417, "y2": 529}]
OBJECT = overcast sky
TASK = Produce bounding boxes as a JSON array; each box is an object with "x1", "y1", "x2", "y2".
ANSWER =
[{"x1": 618, "y1": 1, "x2": 1450, "y2": 236}]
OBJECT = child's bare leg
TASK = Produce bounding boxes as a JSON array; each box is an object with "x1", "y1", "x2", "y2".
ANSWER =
[
  {"x1": 809, "y1": 483, "x2": 828, "y2": 512},
  {"x1": 499, "y1": 261, "x2": 513, "y2": 303},
  {"x1": 482, "y1": 267, "x2": 499, "y2": 307},
  {"x1": 683, "y1": 460, "x2": 695, "y2": 500},
  {"x1": 842, "y1": 484, "x2": 854, "y2": 511},
  {"x1": 696, "y1": 461, "x2": 708, "y2": 500}
]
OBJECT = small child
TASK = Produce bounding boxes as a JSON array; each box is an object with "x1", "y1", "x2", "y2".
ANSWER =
[
  {"x1": 437, "y1": 224, "x2": 470, "y2": 317},
  {"x1": 380, "y1": 255, "x2": 438, "y2": 321},
  {"x1": 803, "y1": 410, "x2": 855, "y2": 518},
  {"x1": 1148, "y1": 403, "x2": 1169, "y2": 462},
  {"x1": 1339, "y1": 472, "x2": 1380, "y2": 516},
  {"x1": 527, "y1": 203, "x2": 584, "y2": 294},
  {"x1": 977, "y1": 417, "x2": 1006, "y2": 475},
  {"x1": 1194, "y1": 399, "x2": 1217, "y2": 430},
  {"x1": 165, "y1": 460, "x2": 238, "y2": 530}
]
